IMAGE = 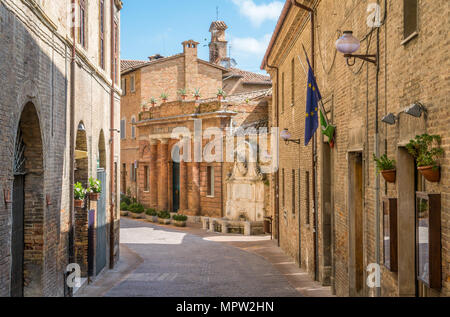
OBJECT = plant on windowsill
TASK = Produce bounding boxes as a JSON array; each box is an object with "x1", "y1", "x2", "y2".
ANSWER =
[
  {"x1": 178, "y1": 88, "x2": 188, "y2": 101},
  {"x1": 406, "y1": 134, "x2": 444, "y2": 183},
  {"x1": 87, "y1": 177, "x2": 102, "y2": 201},
  {"x1": 160, "y1": 92, "x2": 169, "y2": 103},
  {"x1": 373, "y1": 154, "x2": 396, "y2": 183},
  {"x1": 172, "y1": 214, "x2": 188, "y2": 227},
  {"x1": 150, "y1": 97, "x2": 157, "y2": 107},
  {"x1": 141, "y1": 102, "x2": 148, "y2": 112},
  {"x1": 216, "y1": 88, "x2": 226, "y2": 101},
  {"x1": 74, "y1": 182, "x2": 86, "y2": 208},
  {"x1": 158, "y1": 210, "x2": 171, "y2": 225},
  {"x1": 145, "y1": 208, "x2": 158, "y2": 223},
  {"x1": 193, "y1": 88, "x2": 201, "y2": 101}
]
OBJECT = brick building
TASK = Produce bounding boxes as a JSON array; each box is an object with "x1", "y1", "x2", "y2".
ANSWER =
[
  {"x1": 120, "y1": 20, "x2": 272, "y2": 198},
  {"x1": 262, "y1": 0, "x2": 449, "y2": 297},
  {"x1": 0, "y1": 0, "x2": 122, "y2": 296}
]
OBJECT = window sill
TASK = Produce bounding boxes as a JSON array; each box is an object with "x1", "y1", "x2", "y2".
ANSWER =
[{"x1": 401, "y1": 32, "x2": 418, "y2": 46}]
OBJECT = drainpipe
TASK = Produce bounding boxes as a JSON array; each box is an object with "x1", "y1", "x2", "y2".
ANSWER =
[
  {"x1": 291, "y1": 0, "x2": 319, "y2": 282},
  {"x1": 266, "y1": 63, "x2": 280, "y2": 247},
  {"x1": 109, "y1": 0, "x2": 116, "y2": 269},
  {"x1": 68, "y1": 0, "x2": 76, "y2": 296},
  {"x1": 374, "y1": 23, "x2": 381, "y2": 298}
]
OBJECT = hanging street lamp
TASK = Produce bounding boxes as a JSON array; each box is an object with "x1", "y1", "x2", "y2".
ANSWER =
[{"x1": 335, "y1": 31, "x2": 377, "y2": 66}]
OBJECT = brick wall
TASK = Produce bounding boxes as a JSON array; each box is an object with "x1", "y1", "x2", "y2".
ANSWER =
[
  {"x1": 0, "y1": 0, "x2": 121, "y2": 296},
  {"x1": 265, "y1": 0, "x2": 449, "y2": 297}
]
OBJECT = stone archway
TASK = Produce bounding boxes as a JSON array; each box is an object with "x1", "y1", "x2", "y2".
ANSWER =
[{"x1": 11, "y1": 102, "x2": 44, "y2": 297}]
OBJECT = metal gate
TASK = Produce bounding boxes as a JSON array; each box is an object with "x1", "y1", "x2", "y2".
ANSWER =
[{"x1": 96, "y1": 169, "x2": 107, "y2": 275}]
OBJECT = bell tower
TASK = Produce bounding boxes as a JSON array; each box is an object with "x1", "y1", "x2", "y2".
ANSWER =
[{"x1": 209, "y1": 21, "x2": 228, "y2": 64}]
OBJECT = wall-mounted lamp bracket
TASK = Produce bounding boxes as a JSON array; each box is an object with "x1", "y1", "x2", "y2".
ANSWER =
[
  {"x1": 3, "y1": 188, "x2": 12, "y2": 204},
  {"x1": 344, "y1": 54, "x2": 377, "y2": 66}
]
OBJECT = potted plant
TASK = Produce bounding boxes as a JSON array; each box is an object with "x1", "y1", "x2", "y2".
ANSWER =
[
  {"x1": 87, "y1": 177, "x2": 102, "y2": 201},
  {"x1": 120, "y1": 202, "x2": 129, "y2": 217},
  {"x1": 172, "y1": 214, "x2": 188, "y2": 227},
  {"x1": 128, "y1": 203, "x2": 145, "y2": 219},
  {"x1": 406, "y1": 134, "x2": 444, "y2": 182},
  {"x1": 150, "y1": 97, "x2": 157, "y2": 107},
  {"x1": 373, "y1": 154, "x2": 396, "y2": 183},
  {"x1": 238, "y1": 213, "x2": 247, "y2": 222},
  {"x1": 141, "y1": 102, "x2": 148, "y2": 112},
  {"x1": 74, "y1": 182, "x2": 86, "y2": 208},
  {"x1": 145, "y1": 208, "x2": 158, "y2": 222},
  {"x1": 158, "y1": 210, "x2": 171, "y2": 225},
  {"x1": 160, "y1": 92, "x2": 169, "y2": 103},
  {"x1": 178, "y1": 88, "x2": 188, "y2": 100},
  {"x1": 193, "y1": 88, "x2": 201, "y2": 101},
  {"x1": 217, "y1": 89, "x2": 226, "y2": 101}
]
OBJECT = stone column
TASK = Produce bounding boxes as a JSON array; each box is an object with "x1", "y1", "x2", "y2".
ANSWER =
[
  {"x1": 188, "y1": 162, "x2": 201, "y2": 215},
  {"x1": 159, "y1": 139, "x2": 169, "y2": 211},
  {"x1": 149, "y1": 139, "x2": 158, "y2": 209}
]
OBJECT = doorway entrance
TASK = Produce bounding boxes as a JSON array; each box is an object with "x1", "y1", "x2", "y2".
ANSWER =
[
  {"x1": 172, "y1": 162, "x2": 180, "y2": 212},
  {"x1": 11, "y1": 102, "x2": 44, "y2": 297},
  {"x1": 348, "y1": 152, "x2": 364, "y2": 296}
]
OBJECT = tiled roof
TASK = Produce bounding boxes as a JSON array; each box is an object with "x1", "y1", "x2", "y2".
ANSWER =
[
  {"x1": 225, "y1": 68, "x2": 272, "y2": 85},
  {"x1": 121, "y1": 60, "x2": 149, "y2": 72},
  {"x1": 210, "y1": 21, "x2": 228, "y2": 31}
]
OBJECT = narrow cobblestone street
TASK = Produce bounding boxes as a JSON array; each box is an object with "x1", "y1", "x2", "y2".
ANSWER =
[{"x1": 77, "y1": 218, "x2": 331, "y2": 297}]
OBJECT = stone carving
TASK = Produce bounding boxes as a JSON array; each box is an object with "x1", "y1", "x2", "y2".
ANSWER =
[{"x1": 225, "y1": 143, "x2": 265, "y2": 222}]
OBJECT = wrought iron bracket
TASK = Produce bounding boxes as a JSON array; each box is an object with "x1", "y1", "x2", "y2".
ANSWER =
[
  {"x1": 344, "y1": 54, "x2": 377, "y2": 66},
  {"x1": 284, "y1": 139, "x2": 301, "y2": 145}
]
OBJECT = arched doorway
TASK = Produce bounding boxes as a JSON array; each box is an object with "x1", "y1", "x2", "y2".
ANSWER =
[
  {"x1": 75, "y1": 122, "x2": 88, "y2": 187},
  {"x1": 96, "y1": 130, "x2": 107, "y2": 275},
  {"x1": 11, "y1": 102, "x2": 44, "y2": 297}
]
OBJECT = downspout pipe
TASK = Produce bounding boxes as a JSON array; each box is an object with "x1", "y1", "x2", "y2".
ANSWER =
[
  {"x1": 68, "y1": 0, "x2": 76, "y2": 297},
  {"x1": 109, "y1": 0, "x2": 116, "y2": 269},
  {"x1": 291, "y1": 0, "x2": 319, "y2": 282},
  {"x1": 266, "y1": 62, "x2": 280, "y2": 247}
]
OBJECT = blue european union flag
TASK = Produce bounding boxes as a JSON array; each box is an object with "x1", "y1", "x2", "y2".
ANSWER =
[{"x1": 304, "y1": 59, "x2": 322, "y2": 146}]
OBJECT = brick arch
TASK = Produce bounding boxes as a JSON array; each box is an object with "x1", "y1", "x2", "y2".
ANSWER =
[
  {"x1": 98, "y1": 130, "x2": 106, "y2": 169},
  {"x1": 75, "y1": 121, "x2": 89, "y2": 188},
  {"x1": 11, "y1": 102, "x2": 45, "y2": 297}
]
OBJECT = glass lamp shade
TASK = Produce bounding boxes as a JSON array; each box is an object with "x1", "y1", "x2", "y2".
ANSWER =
[
  {"x1": 335, "y1": 31, "x2": 361, "y2": 54},
  {"x1": 280, "y1": 129, "x2": 292, "y2": 141}
]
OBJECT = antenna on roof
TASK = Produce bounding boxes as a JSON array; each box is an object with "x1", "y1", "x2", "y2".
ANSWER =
[{"x1": 216, "y1": 6, "x2": 219, "y2": 21}]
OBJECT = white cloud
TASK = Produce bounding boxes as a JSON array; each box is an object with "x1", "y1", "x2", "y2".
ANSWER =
[
  {"x1": 231, "y1": 0, "x2": 284, "y2": 27},
  {"x1": 231, "y1": 34, "x2": 272, "y2": 55}
]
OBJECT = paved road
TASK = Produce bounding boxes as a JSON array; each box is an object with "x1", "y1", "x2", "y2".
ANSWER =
[{"x1": 105, "y1": 218, "x2": 300, "y2": 297}]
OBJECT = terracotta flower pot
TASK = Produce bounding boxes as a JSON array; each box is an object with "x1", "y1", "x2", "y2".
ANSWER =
[
  {"x1": 418, "y1": 166, "x2": 440, "y2": 182},
  {"x1": 194, "y1": 96, "x2": 200, "y2": 101},
  {"x1": 89, "y1": 193, "x2": 100, "y2": 201},
  {"x1": 181, "y1": 95, "x2": 187, "y2": 100},
  {"x1": 381, "y1": 169, "x2": 396, "y2": 183},
  {"x1": 120, "y1": 210, "x2": 129, "y2": 217},
  {"x1": 217, "y1": 95, "x2": 223, "y2": 101},
  {"x1": 74, "y1": 199, "x2": 84, "y2": 208},
  {"x1": 162, "y1": 99, "x2": 168, "y2": 103}
]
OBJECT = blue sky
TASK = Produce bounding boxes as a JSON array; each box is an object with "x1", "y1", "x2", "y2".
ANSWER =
[{"x1": 120, "y1": 0, "x2": 284, "y2": 74}]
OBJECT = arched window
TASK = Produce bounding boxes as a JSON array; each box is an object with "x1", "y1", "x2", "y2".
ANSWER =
[{"x1": 131, "y1": 116, "x2": 136, "y2": 139}]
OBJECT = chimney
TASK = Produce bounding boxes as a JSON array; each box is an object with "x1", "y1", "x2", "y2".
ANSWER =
[
  {"x1": 182, "y1": 40, "x2": 199, "y2": 93},
  {"x1": 148, "y1": 54, "x2": 164, "y2": 61},
  {"x1": 209, "y1": 21, "x2": 228, "y2": 64}
]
